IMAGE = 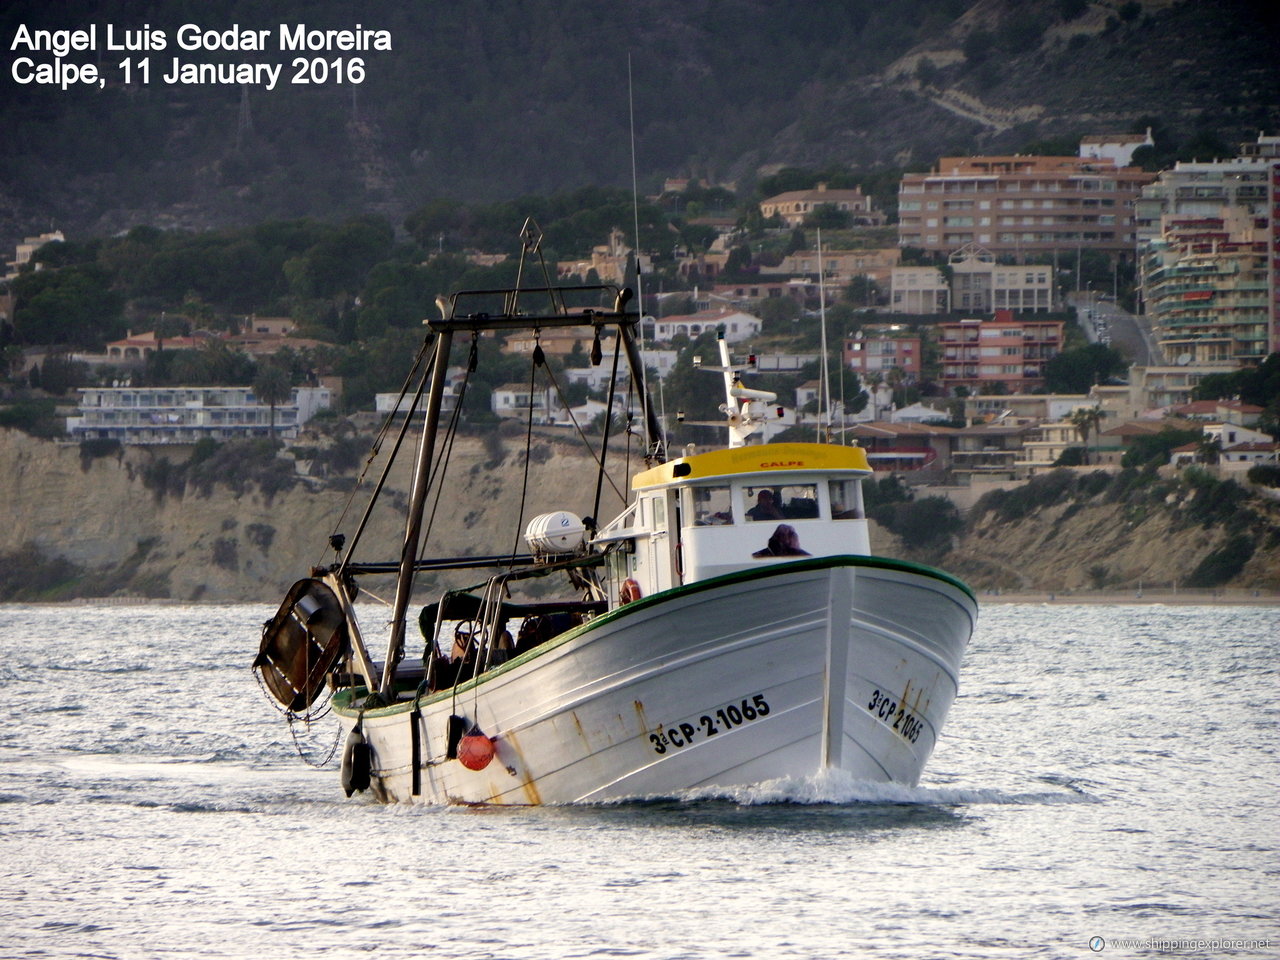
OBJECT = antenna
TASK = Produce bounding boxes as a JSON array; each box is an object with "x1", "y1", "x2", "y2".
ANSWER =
[
  {"x1": 627, "y1": 53, "x2": 655, "y2": 455},
  {"x1": 236, "y1": 85, "x2": 254, "y2": 150},
  {"x1": 628, "y1": 54, "x2": 643, "y2": 323},
  {"x1": 818, "y1": 227, "x2": 831, "y2": 443}
]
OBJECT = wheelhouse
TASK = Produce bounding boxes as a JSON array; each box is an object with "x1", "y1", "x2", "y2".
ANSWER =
[{"x1": 594, "y1": 442, "x2": 872, "y2": 604}]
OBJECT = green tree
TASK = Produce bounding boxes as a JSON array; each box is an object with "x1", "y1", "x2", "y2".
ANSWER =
[
  {"x1": 803, "y1": 205, "x2": 852, "y2": 230},
  {"x1": 1044, "y1": 343, "x2": 1126, "y2": 393},
  {"x1": 404, "y1": 198, "x2": 469, "y2": 250},
  {"x1": 1195, "y1": 434, "x2": 1222, "y2": 465},
  {"x1": 36, "y1": 354, "x2": 87, "y2": 396},
  {"x1": 12, "y1": 265, "x2": 125, "y2": 348},
  {"x1": 1120, "y1": 428, "x2": 1202, "y2": 468},
  {"x1": 723, "y1": 244, "x2": 754, "y2": 280}
]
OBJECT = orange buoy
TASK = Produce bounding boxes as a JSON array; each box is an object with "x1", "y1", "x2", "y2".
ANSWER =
[{"x1": 457, "y1": 726, "x2": 496, "y2": 771}]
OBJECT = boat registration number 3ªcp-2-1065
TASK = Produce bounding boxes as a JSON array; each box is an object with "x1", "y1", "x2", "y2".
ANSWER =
[
  {"x1": 648, "y1": 694, "x2": 771, "y2": 754},
  {"x1": 867, "y1": 688, "x2": 924, "y2": 743}
]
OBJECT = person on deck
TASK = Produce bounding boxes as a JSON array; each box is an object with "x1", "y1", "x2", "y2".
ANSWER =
[
  {"x1": 747, "y1": 489, "x2": 784, "y2": 521},
  {"x1": 753, "y1": 524, "x2": 810, "y2": 558}
]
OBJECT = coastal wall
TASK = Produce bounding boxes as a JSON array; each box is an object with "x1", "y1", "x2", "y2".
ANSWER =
[{"x1": 1, "y1": 428, "x2": 1275, "y2": 602}]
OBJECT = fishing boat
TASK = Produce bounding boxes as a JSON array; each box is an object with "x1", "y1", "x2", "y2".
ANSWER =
[{"x1": 253, "y1": 228, "x2": 977, "y2": 804}]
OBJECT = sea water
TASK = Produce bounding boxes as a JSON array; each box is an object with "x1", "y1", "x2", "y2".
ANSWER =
[{"x1": 0, "y1": 603, "x2": 1276, "y2": 959}]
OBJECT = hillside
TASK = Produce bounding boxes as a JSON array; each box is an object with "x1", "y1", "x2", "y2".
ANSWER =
[
  {"x1": 2, "y1": 0, "x2": 1276, "y2": 246},
  {"x1": 2, "y1": 429, "x2": 1277, "y2": 604}
]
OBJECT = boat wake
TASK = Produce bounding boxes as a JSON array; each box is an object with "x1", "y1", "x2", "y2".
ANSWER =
[{"x1": 669, "y1": 769, "x2": 1098, "y2": 807}]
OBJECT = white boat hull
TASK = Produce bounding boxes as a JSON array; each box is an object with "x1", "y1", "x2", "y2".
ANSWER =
[{"x1": 335, "y1": 555, "x2": 976, "y2": 805}]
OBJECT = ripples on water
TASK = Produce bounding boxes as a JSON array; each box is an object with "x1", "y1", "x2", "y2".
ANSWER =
[{"x1": 1, "y1": 603, "x2": 1276, "y2": 959}]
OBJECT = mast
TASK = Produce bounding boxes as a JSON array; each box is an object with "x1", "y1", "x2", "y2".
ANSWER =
[
  {"x1": 378, "y1": 329, "x2": 455, "y2": 697},
  {"x1": 617, "y1": 296, "x2": 667, "y2": 465},
  {"x1": 371, "y1": 280, "x2": 662, "y2": 696}
]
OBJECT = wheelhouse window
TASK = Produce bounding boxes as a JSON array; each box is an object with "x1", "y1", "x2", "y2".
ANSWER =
[
  {"x1": 743, "y1": 484, "x2": 819, "y2": 521},
  {"x1": 829, "y1": 479, "x2": 865, "y2": 519},
  {"x1": 686, "y1": 486, "x2": 733, "y2": 526}
]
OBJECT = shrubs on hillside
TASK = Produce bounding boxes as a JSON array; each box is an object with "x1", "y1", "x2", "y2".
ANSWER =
[
  {"x1": 141, "y1": 438, "x2": 298, "y2": 502},
  {"x1": 864, "y1": 476, "x2": 962, "y2": 553},
  {"x1": 969, "y1": 466, "x2": 1255, "y2": 535},
  {"x1": 965, "y1": 466, "x2": 1271, "y2": 590},
  {"x1": 1247, "y1": 463, "x2": 1280, "y2": 488},
  {"x1": 872, "y1": 495, "x2": 963, "y2": 552},
  {"x1": 0, "y1": 399, "x2": 64, "y2": 439}
]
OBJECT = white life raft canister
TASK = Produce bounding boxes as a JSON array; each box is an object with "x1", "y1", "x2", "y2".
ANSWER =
[{"x1": 524, "y1": 511, "x2": 587, "y2": 555}]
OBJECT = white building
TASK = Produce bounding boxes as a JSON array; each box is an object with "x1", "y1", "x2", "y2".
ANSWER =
[
  {"x1": 376, "y1": 368, "x2": 465, "y2": 417},
  {"x1": 6, "y1": 230, "x2": 64, "y2": 281},
  {"x1": 562, "y1": 350, "x2": 679, "y2": 392},
  {"x1": 67, "y1": 385, "x2": 331, "y2": 444},
  {"x1": 950, "y1": 245, "x2": 1056, "y2": 314},
  {"x1": 1079, "y1": 129, "x2": 1154, "y2": 168},
  {"x1": 889, "y1": 266, "x2": 951, "y2": 314},
  {"x1": 650, "y1": 308, "x2": 762, "y2": 344}
]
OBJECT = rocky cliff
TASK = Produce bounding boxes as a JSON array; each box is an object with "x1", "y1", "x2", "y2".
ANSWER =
[
  {"x1": 0, "y1": 428, "x2": 640, "y2": 603},
  {"x1": 941, "y1": 473, "x2": 1280, "y2": 594},
  {"x1": 2, "y1": 429, "x2": 1276, "y2": 602}
]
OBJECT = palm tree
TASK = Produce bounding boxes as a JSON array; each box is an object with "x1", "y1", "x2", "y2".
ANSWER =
[
  {"x1": 253, "y1": 360, "x2": 292, "y2": 440},
  {"x1": 1196, "y1": 434, "x2": 1222, "y2": 466},
  {"x1": 1070, "y1": 405, "x2": 1104, "y2": 465},
  {"x1": 885, "y1": 365, "x2": 907, "y2": 411}
]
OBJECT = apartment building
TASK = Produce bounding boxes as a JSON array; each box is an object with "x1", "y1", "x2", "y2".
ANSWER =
[
  {"x1": 1135, "y1": 134, "x2": 1280, "y2": 359},
  {"x1": 950, "y1": 421, "x2": 1034, "y2": 480},
  {"x1": 778, "y1": 247, "x2": 900, "y2": 289},
  {"x1": 1014, "y1": 419, "x2": 1087, "y2": 476},
  {"x1": 898, "y1": 154, "x2": 1154, "y2": 259},
  {"x1": 843, "y1": 329, "x2": 922, "y2": 381},
  {"x1": 1141, "y1": 212, "x2": 1270, "y2": 365},
  {"x1": 1107, "y1": 362, "x2": 1239, "y2": 412},
  {"x1": 1134, "y1": 134, "x2": 1279, "y2": 244},
  {"x1": 938, "y1": 310, "x2": 1064, "y2": 394},
  {"x1": 66, "y1": 385, "x2": 331, "y2": 444},
  {"x1": 949, "y1": 244, "x2": 1056, "y2": 313},
  {"x1": 889, "y1": 250, "x2": 1055, "y2": 316}
]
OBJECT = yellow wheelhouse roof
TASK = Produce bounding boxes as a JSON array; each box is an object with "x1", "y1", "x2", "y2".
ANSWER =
[{"x1": 632, "y1": 442, "x2": 871, "y2": 491}]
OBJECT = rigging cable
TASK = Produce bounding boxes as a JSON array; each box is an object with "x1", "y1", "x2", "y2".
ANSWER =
[
  {"x1": 330, "y1": 335, "x2": 438, "y2": 572},
  {"x1": 538, "y1": 351, "x2": 626, "y2": 506},
  {"x1": 417, "y1": 335, "x2": 477, "y2": 558},
  {"x1": 508, "y1": 340, "x2": 542, "y2": 566},
  {"x1": 593, "y1": 327, "x2": 626, "y2": 522}
]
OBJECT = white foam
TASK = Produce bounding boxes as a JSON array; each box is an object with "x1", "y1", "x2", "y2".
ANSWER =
[{"x1": 671, "y1": 768, "x2": 1094, "y2": 806}]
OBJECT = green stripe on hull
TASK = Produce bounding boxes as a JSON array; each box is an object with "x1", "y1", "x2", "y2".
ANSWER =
[{"x1": 333, "y1": 554, "x2": 975, "y2": 718}]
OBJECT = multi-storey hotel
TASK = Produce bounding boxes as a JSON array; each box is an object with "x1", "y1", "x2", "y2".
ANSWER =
[{"x1": 898, "y1": 155, "x2": 1155, "y2": 260}]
